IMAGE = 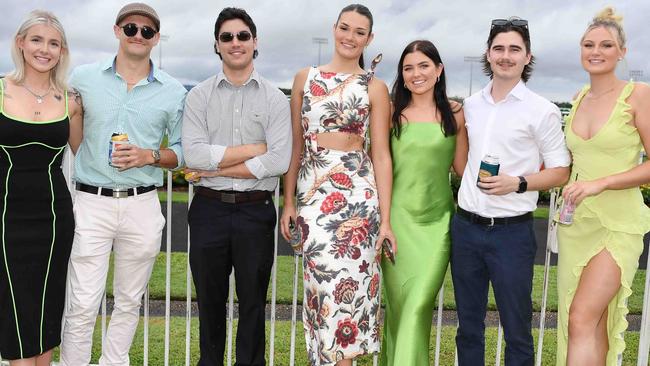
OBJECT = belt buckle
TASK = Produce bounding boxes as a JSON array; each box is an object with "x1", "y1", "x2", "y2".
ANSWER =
[
  {"x1": 113, "y1": 188, "x2": 128, "y2": 198},
  {"x1": 221, "y1": 192, "x2": 236, "y2": 204},
  {"x1": 488, "y1": 217, "x2": 495, "y2": 226}
]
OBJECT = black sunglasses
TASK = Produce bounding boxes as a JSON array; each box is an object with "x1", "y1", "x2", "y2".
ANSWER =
[
  {"x1": 218, "y1": 31, "x2": 252, "y2": 43},
  {"x1": 491, "y1": 18, "x2": 529, "y2": 29},
  {"x1": 122, "y1": 23, "x2": 157, "y2": 40}
]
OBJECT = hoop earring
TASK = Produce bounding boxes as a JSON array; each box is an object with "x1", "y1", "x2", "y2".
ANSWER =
[{"x1": 436, "y1": 75, "x2": 440, "y2": 83}]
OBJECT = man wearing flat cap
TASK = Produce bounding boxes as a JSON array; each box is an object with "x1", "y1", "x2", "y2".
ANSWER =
[{"x1": 59, "y1": 3, "x2": 186, "y2": 365}]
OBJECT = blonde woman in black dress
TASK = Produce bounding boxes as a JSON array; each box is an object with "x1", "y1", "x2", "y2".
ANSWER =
[{"x1": 0, "y1": 10, "x2": 82, "y2": 365}]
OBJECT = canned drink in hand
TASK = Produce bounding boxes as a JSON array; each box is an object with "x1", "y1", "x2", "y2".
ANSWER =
[
  {"x1": 184, "y1": 171, "x2": 200, "y2": 183},
  {"x1": 477, "y1": 154, "x2": 500, "y2": 186},
  {"x1": 558, "y1": 198, "x2": 575, "y2": 225},
  {"x1": 109, "y1": 133, "x2": 129, "y2": 167}
]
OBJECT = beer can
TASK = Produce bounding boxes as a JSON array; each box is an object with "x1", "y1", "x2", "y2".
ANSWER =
[
  {"x1": 558, "y1": 199, "x2": 575, "y2": 225},
  {"x1": 477, "y1": 154, "x2": 500, "y2": 186},
  {"x1": 184, "y1": 171, "x2": 200, "y2": 183},
  {"x1": 109, "y1": 133, "x2": 129, "y2": 167}
]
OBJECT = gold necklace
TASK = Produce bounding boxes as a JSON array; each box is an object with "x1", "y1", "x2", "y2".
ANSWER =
[
  {"x1": 22, "y1": 83, "x2": 53, "y2": 104},
  {"x1": 586, "y1": 87, "x2": 615, "y2": 99}
]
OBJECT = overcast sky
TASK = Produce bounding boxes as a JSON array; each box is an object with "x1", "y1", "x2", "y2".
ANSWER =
[{"x1": 2, "y1": 0, "x2": 648, "y2": 101}]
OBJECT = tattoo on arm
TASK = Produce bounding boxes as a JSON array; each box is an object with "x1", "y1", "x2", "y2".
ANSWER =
[{"x1": 70, "y1": 88, "x2": 83, "y2": 109}]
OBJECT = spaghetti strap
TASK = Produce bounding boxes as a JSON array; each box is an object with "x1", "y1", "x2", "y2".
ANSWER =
[
  {"x1": 64, "y1": 90, "x2": 69, "y2": 117},
  {"x1": 0, "y1": 78, "x2": 4, "y2": 114}
]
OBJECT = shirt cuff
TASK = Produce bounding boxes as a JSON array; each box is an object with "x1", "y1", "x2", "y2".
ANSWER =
[
  {"x1": 245, "y1": 157, "x2": 270, "y2": 179},
  {"x1": 210, "y1": 145, "x2": 226, "y2": 170},
  {"x1": 168, "y1": 144, "x2": 184, "y2": 170},
  {"x1": 542, "y1": 152, "x2": 572, "y2": 169}
]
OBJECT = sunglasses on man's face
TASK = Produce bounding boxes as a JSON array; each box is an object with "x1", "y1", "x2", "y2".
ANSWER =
[
  {"x1": 491, "y1": 19, "x2": 529, "y2": 29},
  {"x1": 122, "y1": 23, "x2": 157, "y2": 40},
  {"x1": 218, "y1": 31, "x2": 252, "y2": 43}
]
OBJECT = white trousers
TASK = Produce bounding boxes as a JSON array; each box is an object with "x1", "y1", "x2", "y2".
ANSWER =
[{"x1": 59, "y1": 190, "x2": 165, "y2": 366}]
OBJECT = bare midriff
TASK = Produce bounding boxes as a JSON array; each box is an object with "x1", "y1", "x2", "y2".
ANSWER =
[{"x1": 315, "y1": 131, "x2": 365, "y2": 152}]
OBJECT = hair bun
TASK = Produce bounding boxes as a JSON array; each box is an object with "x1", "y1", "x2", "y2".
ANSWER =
[{"x1": 594, "y1": 6, "x2": 623, "y2": 25}]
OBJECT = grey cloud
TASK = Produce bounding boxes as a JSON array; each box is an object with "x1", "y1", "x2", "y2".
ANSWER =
[{"x1": 2, "y1": 0, "x2": 648, "y2": 102}]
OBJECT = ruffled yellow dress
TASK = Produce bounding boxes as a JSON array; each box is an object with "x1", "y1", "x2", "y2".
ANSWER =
[{"x1": 556, "y1": 81, "x2": 650, "y2": 365}]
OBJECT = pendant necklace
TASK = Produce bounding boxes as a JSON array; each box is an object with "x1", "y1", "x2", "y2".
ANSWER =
[{"x1": 22, "y1": 83, "x2": 53, "y2": 104}]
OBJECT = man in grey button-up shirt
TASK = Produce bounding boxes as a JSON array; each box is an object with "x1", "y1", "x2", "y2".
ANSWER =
[{"x1": 181, "y1": 7, "x2": 291, "y2": 366}]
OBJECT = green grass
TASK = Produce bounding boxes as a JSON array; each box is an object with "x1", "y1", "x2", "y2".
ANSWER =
[
  {"x1": 104, "y1": 253, "x2": 648, "y2": 314},
  {"x1": 47, "y1": 318, "x2": 642, "y2": 365}
]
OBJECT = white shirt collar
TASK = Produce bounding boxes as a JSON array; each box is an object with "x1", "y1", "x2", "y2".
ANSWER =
[{"x1": 481, "y1": 79, "x2": 527, "y2": 104}]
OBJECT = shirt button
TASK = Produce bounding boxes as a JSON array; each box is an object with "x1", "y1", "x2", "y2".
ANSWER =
[{"x1": 235, "y1": 128, "x2": 239, "y2": 133}]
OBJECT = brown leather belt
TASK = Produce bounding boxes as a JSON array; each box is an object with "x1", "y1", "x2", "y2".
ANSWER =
[{"x1": 195, "y1": 186, "x2": 271, "y2": 204}]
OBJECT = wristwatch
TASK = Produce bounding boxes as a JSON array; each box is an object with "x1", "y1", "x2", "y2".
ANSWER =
[
  {"x1": 151, "y1": 149, "x2": 161, "y2": 164},
  {"x1": 516, "y1": 176, "x2": 528, "y2": 194}
]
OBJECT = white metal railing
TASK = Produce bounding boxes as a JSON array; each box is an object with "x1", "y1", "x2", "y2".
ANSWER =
[{"x1": 2, "y1": 150, "x2": 650, "y2": 365}]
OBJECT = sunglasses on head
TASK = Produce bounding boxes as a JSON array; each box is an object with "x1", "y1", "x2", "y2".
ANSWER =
[
  {"x1": 218, "y1": 31, "x2": 252, "y2": 43},
  {"x1": 491, "y1": 18, "x2": 529, "y2": 29},
  {"x1": 122, "y1": 23, "x2": 157, "y2": 40}
]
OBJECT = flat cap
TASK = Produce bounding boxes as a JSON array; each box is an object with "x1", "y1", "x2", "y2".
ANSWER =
[{"x1": 115, "y1": 3, "x2": 160, "y2": 31}]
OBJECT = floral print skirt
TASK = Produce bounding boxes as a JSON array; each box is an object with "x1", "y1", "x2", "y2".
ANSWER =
[{"x1": 296, "y1": 147, "x2": 381, "y2": 365}]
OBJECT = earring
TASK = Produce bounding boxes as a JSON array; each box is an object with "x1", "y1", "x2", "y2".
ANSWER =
[
  {"x1": 403, "y1": 82, "x2": 409, "y2": 90},
  {"x1": 618, "y1": 57, "x2": 623, "y2": 61},
  {"x1": 436, "y1": 75, "x2": 440, "y2": 83}
]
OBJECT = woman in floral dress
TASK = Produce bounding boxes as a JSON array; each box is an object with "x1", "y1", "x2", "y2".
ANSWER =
[{"x1": 280, "y1": 4, "x2": 395, "y2": 366}]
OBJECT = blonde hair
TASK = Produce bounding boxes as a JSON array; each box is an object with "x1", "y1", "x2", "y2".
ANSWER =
[
  {"x1": 582, "y1": 7, "x2": 626, "y2": 49},
  {"x1": 7, "y1": 10, "x2": 70, "y2": 91}
]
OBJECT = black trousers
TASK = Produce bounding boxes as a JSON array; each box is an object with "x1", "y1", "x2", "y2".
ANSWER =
[{"x1": 188, "y1": 193, "x2": 276, "y2": 366}]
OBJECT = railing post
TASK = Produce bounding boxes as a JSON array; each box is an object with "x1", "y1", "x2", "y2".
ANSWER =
[
  {"x1": 269, "y1": 187, "x2": 280, "y2": 365},
  {"x1": 536, "y1": 188, "x2": 558, "y2": 366},
  {"x1": 434, "y1": 282, "x2": 444, "y2": 366},
  {"x1": 495, "y1": 319, "x2": 503, "y2": 366},
  {"x1": 185, "y1": 184, "x2": 194, "y2": 366},
  {"x1": 289, "y1": 254, "x2": 300, "y2": 366},
  {"x1": 163, "y1": 170, "x2": 173, "y2": 366}
]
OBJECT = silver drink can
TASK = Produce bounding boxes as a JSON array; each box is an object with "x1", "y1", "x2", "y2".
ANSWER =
[
  {"x1": 477, "y1": 154, "x2": 500, "y2": 186},
  {"x1": 558, "y1": 199, "x2": 575, "y2": 225},
  {"x1": 109, "y1": 133, "x2": 129, "y2": 167}
]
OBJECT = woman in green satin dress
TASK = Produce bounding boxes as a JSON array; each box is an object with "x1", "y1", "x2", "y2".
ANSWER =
[{"x1": 380, "y1": 40, "x2": 468, "y2": 365}]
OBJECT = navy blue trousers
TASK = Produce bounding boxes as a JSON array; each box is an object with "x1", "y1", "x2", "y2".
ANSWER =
[
  {"x1": 450, "y1": 213, "x2": 536, "y2": 366},
  {"x1": 189, "y1": 194, "x2": 276, "y2": 366}
]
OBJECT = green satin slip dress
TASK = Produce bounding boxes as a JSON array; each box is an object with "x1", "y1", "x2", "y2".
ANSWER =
[{"x1": 380, "y1": 122, "x2": 456, "y2": 365}]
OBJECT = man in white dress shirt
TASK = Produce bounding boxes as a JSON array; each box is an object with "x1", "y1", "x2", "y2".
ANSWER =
[{"x1": 451, "y1": 17, "x2": 571, "y2": 366}]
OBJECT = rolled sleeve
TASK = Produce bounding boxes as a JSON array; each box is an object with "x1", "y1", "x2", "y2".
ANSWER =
[
  {"x1": 182, "y1": 86, "x2": 227, "y2": 170},
  {"x1": 244, "y1": 94, "x2": 292, "y2": 179},
  {"x1": 166, "y1": 95, "x2": 186, "y2": 169},
  {"x1": 536, "y1": 105, "x2": 571, "y2": 168}
]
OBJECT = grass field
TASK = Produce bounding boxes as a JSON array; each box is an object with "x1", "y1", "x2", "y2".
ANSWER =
[
  {"x1": 46, "y1": 317, "x2": 642, "y2": 365},
  {"x1": 103, "y1": 253, "x2": 648, "y2": 314}
]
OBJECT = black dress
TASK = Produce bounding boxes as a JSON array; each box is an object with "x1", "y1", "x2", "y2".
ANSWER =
[{"x1": 0, "y1": 84, "x2": 74, "y2": 360}]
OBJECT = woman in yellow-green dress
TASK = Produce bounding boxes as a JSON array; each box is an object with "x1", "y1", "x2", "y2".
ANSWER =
[
  {"x1": 380, "y1": 40, "x2": 467, "y2": 365},
  {"x1": 556, "y1": 7, "x2": 650, "y2": 365}
]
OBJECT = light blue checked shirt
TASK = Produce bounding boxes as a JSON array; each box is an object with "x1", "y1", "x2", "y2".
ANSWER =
[{"x1": 70, "y1": 57, "x2": 186, "y2": 188}]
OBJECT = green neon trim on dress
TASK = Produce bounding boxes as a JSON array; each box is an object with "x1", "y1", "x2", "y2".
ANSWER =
[
  {"x1": 1, "y1": 146, "x2": 24, "y2": 358},
  {"x1": 0, "y1": 141, "x2": 66, "y2": 150},
  {"x1": 39, "y1": 146, "x2": 65, "y2": 354}
]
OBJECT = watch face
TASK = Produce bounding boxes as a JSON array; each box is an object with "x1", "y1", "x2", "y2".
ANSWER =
[{"x1": 153, "y1": 149, "x2": 161, "y2": 162}]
